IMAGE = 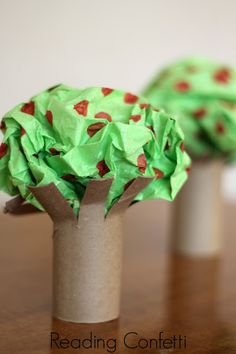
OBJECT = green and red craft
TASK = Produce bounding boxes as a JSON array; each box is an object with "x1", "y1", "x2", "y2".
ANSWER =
[
  {"x1": 143, "y1": 57, "x2": 236, "y2": 160},
  {"x1": 0, "y1": 84, "x2": 190, "y2": 215}
]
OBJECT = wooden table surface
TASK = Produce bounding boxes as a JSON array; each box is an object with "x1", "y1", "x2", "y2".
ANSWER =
[{"x1": 0, "y1": 200, "x2": 236, "y2": 354}]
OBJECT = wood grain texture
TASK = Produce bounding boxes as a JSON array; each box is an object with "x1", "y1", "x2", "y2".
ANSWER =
[{"x1": 0, "y1": 200, "x2": 236, "y2": 353}]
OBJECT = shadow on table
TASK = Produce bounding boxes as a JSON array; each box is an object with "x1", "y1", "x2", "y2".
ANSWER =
[{"x1": 165, "y1": 254, "x2": 234, "y2": 353}]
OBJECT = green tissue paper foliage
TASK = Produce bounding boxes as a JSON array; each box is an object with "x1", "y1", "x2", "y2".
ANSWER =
[
  {"x1": 143, "y1": 57, "x2": 236, "y2": 160},
  {"x1": 0, "y1": 85, "x2": 191, "y2": 215}
]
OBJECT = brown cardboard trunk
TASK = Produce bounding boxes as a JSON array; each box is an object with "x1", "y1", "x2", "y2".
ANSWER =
[
  {"x1": 6, "y1": 177, "x2": 153, "y2": 323},
  {"x1": 52, "y1": 208, "x2": 123, "y2": 323},
  {"x1": 171, "y1": 160, "x2": 223, "y2": 256}
]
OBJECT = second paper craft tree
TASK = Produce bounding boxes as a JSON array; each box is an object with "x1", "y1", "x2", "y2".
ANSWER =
[
  {"x1": 0, "y1": 85, "x2": 190, "y2": 323},
  {"x1": 144, "y1": 57, "x2": 236, "y2": 256}
]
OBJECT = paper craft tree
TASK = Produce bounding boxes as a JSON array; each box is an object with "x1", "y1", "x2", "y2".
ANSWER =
[
  {"x1": 144, "y1": 57, "x2": 236, "y2": 256},
  {"x1": 0, "y1": 85, "x2": 190, "y2": 323}
]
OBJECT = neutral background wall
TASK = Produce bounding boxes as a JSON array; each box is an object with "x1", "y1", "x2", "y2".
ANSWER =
[{"x1": 0, "y1": 0, "x2": 236, "y2": 206}]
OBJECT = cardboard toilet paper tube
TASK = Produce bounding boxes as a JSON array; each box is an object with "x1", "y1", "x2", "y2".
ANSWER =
[
  {"x1": 29, "y1": 177, "x2": 152, "y2": 323},
  {"x1": 171, "y1": 160, "x2": 223, "y2": 256}
]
